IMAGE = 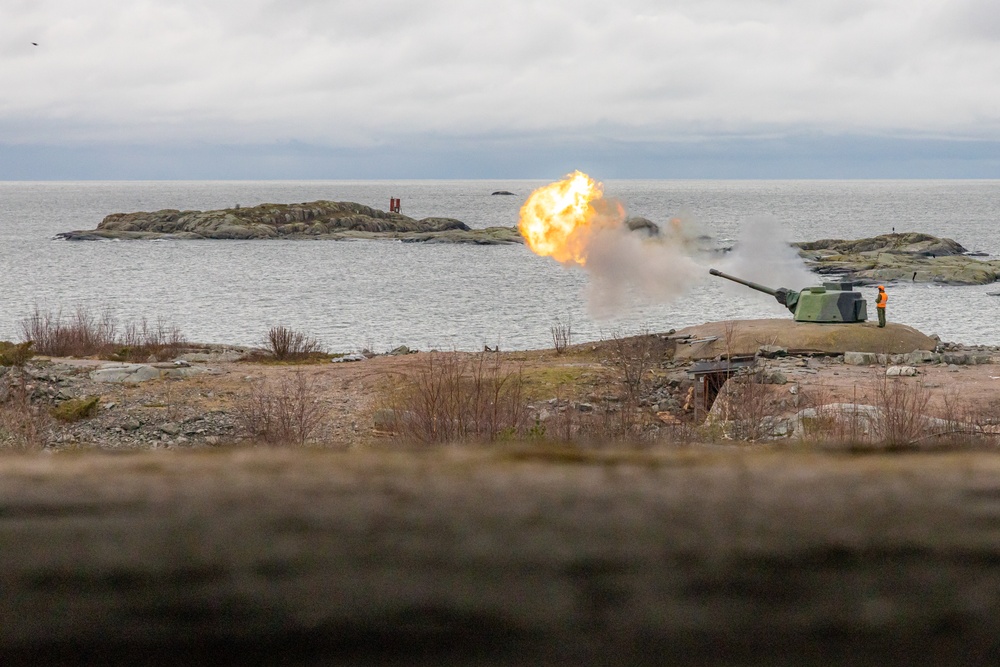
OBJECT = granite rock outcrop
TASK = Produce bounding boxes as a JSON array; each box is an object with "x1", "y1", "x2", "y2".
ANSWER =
[{"x1": 793, "y1": 233, "x2": 1000, "y2": 285}]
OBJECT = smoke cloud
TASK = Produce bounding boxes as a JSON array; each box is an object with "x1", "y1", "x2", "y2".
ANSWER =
[
  {"x1": 570, "y1": 213, "x2": 814, "y2": 319},
  {"x1": 568, "y1": 201, "x2": 701, "y2": 318},
  {"x1": 719, "y1": 216, "x2": 814, "y2": 289}
]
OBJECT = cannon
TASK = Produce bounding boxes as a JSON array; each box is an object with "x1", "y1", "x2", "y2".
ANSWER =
[{"x1": 709, "y1": 268, "x2": 868, "y2": 323}]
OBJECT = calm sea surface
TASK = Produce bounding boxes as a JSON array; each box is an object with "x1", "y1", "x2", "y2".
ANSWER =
[{"x1": 1, "y1": 180, "x2": 999, "y2": 351}]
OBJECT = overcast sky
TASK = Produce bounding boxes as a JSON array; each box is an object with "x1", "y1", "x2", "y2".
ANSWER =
[{"x1": 3, "y1": 0, "x2": 1000, "y2": 179}]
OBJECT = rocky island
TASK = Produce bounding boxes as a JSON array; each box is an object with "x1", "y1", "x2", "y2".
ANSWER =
[
  {"x1": 57, "y1": 200, "x2": 524, "y2": 245},
  {"x1": 794, "y1": 232, "x2": 1000, "y2": 285}
]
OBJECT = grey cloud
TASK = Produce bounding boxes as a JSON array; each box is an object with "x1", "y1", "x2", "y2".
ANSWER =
[
  {"x1": 2, "y1": 0, "x2": 1000, "y2": 168},
  {"x1": 935, "y1": 0, "x2": 1000, "y2": 41}
]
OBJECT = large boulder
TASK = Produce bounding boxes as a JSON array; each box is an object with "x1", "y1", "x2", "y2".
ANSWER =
[{"x1": 626, "y1": 217, "x2": 660, "y2": 236}]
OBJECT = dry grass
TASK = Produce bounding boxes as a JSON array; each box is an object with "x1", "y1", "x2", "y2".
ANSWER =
[
  {"x1": 785, "y1": 373, "x2": 967, "y2": 450},
  {"x1": 702, "y1": 363, "x2": 988, "y2": 450},
  {"x1": 115, "y1": 318, "x2": 186, "y2": 362},
  {"x1": 0, "y1": 341, "x2": 34, "y2": 367},
  {"x1": 918, "y1": 390, "x2": 1000, "y2": 448},
  {"x1": 793, "y1": 385, "x2": 868, "y2": 447}
]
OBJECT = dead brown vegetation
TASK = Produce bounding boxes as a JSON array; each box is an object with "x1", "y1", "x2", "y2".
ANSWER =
[
  {"x1": 234, "y1": 370, "x2": 327, "y2": 446},
  {"x1": 265, "y1": 326, "x2": 326, "y2": 361},
  {"x1": 596, "y1": 331, "x2": 662, "y2": 440},
  {"x1": 384, "y1": 351, "x2": 527, "y2": 444},
  {"x1": 550, "y1": 316, "x2": 572, "y2": 354},
  {"x1": 713, "y1": 366, "x2": 778, "y2": 441},
  {"x1": 20, "y1": 306, "x2": 185, "y2": 361},
  {"x1": 0, "y1": 373, "x2": 52, "y2": 451}
]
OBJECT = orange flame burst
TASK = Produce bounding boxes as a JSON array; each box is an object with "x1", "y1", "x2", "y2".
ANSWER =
[{"x1": 518, "y1": 171, "x2": 611, "y2": 266}]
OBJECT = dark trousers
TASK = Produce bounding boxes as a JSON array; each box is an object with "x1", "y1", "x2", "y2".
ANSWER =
[{"x1": 877, "y1": 307, "x2": 886, "y2": 327}]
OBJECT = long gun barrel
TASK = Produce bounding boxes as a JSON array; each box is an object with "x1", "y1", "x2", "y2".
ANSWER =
[
  {"x1": 709, "y1": 268, "x2": 798, "y2": 313},
  {"x1": 709, "y1": 268, "x2": 778, "y2": 297}
]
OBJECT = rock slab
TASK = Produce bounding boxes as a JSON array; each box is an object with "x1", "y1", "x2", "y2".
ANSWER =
[{"x1": 90, "y1": 363, "x2": 209, "y2": 384}]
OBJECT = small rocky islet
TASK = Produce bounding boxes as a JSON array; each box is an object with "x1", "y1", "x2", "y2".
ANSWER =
[{"x1": 58, "y1": 201, "x2": 999, "y2": 284}]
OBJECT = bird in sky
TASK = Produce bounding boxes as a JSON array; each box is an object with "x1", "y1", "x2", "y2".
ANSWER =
[{"x1": 31, "y1": 42, "x2": 38, "y2": 46}]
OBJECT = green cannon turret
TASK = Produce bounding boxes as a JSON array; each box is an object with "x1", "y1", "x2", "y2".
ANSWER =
[{"x1": 709, "y1": 268, "x2": 868, "y2": 323}]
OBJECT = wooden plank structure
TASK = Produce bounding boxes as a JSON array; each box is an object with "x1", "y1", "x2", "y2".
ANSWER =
[{"x1": 686, "y1": 356, "x2": 757, "y2": 419}]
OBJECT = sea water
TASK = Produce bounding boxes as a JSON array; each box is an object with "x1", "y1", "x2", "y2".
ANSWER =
[{"x1": 1, "y1": 179, "x2": 998, "y2": 351}]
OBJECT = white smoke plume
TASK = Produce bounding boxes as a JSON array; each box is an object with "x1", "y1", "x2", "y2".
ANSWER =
[
  {"x1": 574, "y1": 214, "x2": 813, "y2": 319},
  {"x1": 572, "y1": 201, "x2": 701, "y2": 319},
  {"x1": 718, "y1": 216, "x2": 815, "y2": 291}
]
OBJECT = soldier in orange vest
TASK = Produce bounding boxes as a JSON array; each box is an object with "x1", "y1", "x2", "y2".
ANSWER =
[{"x1": 875, "y1": 285, "x2": 887, "y2": 327}]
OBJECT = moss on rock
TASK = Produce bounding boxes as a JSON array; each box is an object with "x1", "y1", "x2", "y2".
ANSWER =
[{"x1": 51, "y1": 396, "x2": 100, "y2": 422}]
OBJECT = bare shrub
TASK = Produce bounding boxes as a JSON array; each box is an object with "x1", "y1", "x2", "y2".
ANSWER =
[
  {"x1": 21, "y1": 306, "x2": 116, "y2": 357},
  {"x1": 389, "y1": 351, "x2": 526, "y2": 444},
  {"x1": 918, "y1": 390, "x2": 1000, "y2": 448},
  {"x1": 551, "y1": 316, "x2": 572, "y2": 354},
  {"x1": 0, "y1": 373, "x2": 52, "y2": 451},
  {"x1": 579, "y1": 403, "x2": 658, "y2": 446},
  {"x1": 267, "y1": 326, "x2": 325, "y2": 361},
  {"x1": 116, "y1": 318, "x2": 186, "y2": 362},
  {"x1": 866, "y1": 372, "x2": 932, "y2": 447},
  {"x1": 20, "y1": 306, "x2": 186, "y2": 360},
  {"x1": 235, "y1": 371, "x2": 327, "y2": 446},
  {"x1": 712, "y1": 322, "x2": 783, "y2": 439},
  {"x1": 604, "y1": 331, "x2": 656, "y2": 404},
  {"x1": 722, "y1": 319, "x2": 740, "y2": 360},
  {"x1": 523, "y1": 395, "x2": 655, "y2": 447},
  {"x1": 794, "y1": 385, "x2": 869, "y2": 447},
  {"x1": 600, "y1": 330, "x2": 665, "y2": 439},
  {"x1": 715, "y1": 366, "x2": 775, "y2": 441}
]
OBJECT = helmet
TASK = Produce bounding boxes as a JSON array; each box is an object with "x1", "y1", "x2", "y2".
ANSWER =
[{"x1": 878, "y1": 285, "x2": 885, "y2": 290}]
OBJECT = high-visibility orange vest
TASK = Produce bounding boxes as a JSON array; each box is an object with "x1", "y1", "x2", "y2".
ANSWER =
[{"x1": 876, "y1": 291, "x2": 887, "y2": 308}]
